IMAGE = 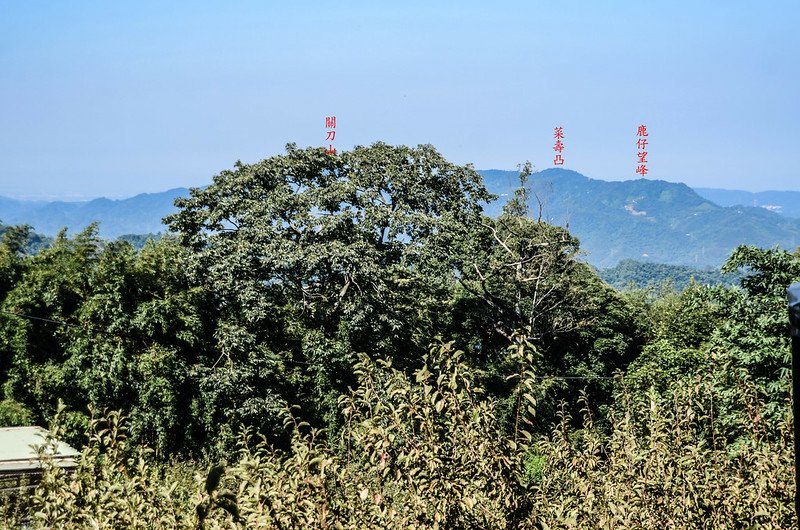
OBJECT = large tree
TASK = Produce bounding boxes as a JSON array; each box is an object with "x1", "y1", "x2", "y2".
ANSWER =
[
  {"x1": 166, "y1": 142, "x2": 493, "y2": 437},
  {"x1": 449, "y1": 164, "x2": 645, "y2": 430}
]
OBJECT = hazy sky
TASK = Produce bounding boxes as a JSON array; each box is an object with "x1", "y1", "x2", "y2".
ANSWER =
[{"x1": 1, "y1": 1, "x2": 798, "y2": 200}]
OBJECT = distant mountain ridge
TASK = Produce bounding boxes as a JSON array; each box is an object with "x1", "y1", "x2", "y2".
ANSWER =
[
  {"x1": 478, "y1": 168, "x2": 800, "y2": 267},
  {"x1": 694, "y1": 188, "x2": 800, "y2": 218},
  {"x1": 1, "y1": 170, "x2": 798, "y2": 268},
  {"x1": 0, "y1": 188, "x2": 188, "y2": 238}
]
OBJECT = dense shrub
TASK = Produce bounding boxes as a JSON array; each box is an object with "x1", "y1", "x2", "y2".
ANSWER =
[{"x1": 4, "y1": 341, "x2": 793, "y2": 529}]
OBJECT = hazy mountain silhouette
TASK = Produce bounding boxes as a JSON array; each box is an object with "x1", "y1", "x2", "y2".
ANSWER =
[
  {"x1": 0, "y1": 188, "x2": 188, "y2": 239},
  {"x1": 2, "y1": 170, "x2": 798, "y2": 267},
  {"x1": 694, "y1": 188, "x2": 800, "y2": 218}
]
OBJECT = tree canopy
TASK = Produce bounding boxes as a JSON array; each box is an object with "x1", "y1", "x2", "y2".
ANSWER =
[{"x1": 0, "y1": 144, "x2": 797, "y2": 528}]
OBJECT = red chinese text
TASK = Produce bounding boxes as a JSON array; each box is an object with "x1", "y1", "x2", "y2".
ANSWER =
[
  {"x1": 325, "y1": 115, "x2": 337, "y2": 155},
  {"x1": 553, "y1": 127, "x2": 565, "y2": 166},
  {"x1": 635, "y1": 124, "x2": 648, "y2": 176}
]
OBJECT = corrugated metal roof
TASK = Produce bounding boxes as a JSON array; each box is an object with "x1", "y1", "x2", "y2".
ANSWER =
[{"x1": 0, "y1": 426, "x2": 79, "y2": 474}]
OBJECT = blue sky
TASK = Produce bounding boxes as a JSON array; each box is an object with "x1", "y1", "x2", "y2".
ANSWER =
[{"x1": 1, "y1": 1, "x2": 798, "y2": 199}]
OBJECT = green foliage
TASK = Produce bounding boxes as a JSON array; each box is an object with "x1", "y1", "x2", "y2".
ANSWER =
[
  {"x1": 530, "y1": 381, "x2": 794, "y2": 528},
  {"x1": 0, "y1": 223, "x2": 52, "y2": 255},
  {"x1": 599, "y1": 259, "x2": 741, "y2": 291},
  {"x1": 453, "y1": 186, "x2": 645, "y2": 430},
  {"x1": 0, "y1": 228, "x2": 216, "y2": 455},
  {"x1": 117, "y1": 232, "x2": 162, "y2": 249},
  {"x1": 624, "y1": 283, "x2": 731, "y2": 400},
  {"x1": 0, "y1": 398, "x2": 33, "y2": 426},
  {"x1": 522, "y1": 451, "x2": 545, "y2": 485},
  {"x1": 710, "y1": 245, "x2": 800, "y2": 437},
  {"x1": 196, "y1": 464, "x2": 242, "y2": 527},
  {"x1": 0, "y1": 147, "x2": 795, "y2": 527},
  {"x1": 29, "y1": 406, "x2": 198, "y2": 529},
  {"x1": 2, "y1": 339, "x2": 793, "y2": 529},
  {"x1": 165, "y1": 142, "x2": 493, "y2": 439}
]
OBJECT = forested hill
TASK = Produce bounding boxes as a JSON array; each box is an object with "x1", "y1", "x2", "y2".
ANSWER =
[
  {"x1": 479, "y1": 168, "x2": 800, "y2": 268},
  {"x1": 597, "y1": 259, "x2": 742, "y2": 291},
  {"x1": 0, "y1": 188, "x2": 188, "y2": 238}
]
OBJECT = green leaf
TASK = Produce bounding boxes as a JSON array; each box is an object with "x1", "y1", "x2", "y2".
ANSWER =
[{"x1": 205, "y1": 465, "x2": 225, "y2": 495}]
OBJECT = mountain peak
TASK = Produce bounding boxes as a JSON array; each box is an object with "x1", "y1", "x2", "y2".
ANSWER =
[{"x1": 477, "y1": 169, "x2": 800, "y2": 268}]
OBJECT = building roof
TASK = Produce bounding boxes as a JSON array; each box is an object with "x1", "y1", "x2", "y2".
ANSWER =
[{"x1": 0, "y1": 426, "x2": 79, "y2": 474}]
